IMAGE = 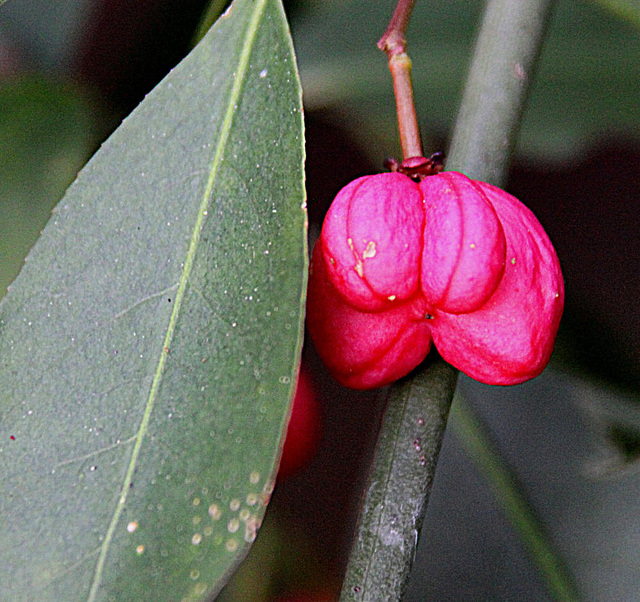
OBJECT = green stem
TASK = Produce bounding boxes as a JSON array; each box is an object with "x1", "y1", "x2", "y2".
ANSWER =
[
  {"x1": 340, "y1": 0, "x2": 558, "y2": 600},
  {"x1": 339, "y1": 360, "x2": 458, "y2": 600},
  {"x1": 191, "y1": 0, "x2": 229, "y2": 46},
  {"x1": 450, "y1": 396, "x2": 580, "y2": 601},
  {"x1": 447, "y1": 0, "x2": 556, "y2": 187}
]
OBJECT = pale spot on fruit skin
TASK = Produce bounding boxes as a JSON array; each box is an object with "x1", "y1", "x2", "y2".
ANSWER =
[
  {"x1": 136, "y1": 545, "x2": 144, "y2": 554},
  {"x1": 192, "y1": 533, "x2": 202, "y2": 545},
  {"x1": 127, "y1": 522, "x2": 138, "y2": 533},
  {"x1": 226, "y1": 539, "x2": 238, "y2": 552},
  {"x1": 249, "y1": 471, "x2": 261, "y2": 485},
  {"x1": 230, "y1": 498, "x2": 241, "y2": 512},
  {"x1": 388, "y1": 295, "x2": 396, "y2": 301},
  {"x1": 228, "y1": 518, "x2": 240, "y2": 533},
  {"x1": 348, "y1": 237, "x2": 365, "y2": 277},
  {"x1": 363, "y1": 241, "x2": 377, "y2": 259},
  {"x1": 208, "y1": 504, "x2": 221, "y2": 520}
]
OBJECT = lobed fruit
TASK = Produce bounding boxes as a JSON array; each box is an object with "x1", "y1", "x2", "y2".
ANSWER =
[{"x1": 306, "y1": 171, "x2": 564, "y2": 389}]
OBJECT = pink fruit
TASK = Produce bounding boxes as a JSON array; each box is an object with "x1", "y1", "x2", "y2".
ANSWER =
[
  {"x1": 307, "y1": 241, "x2": 432, "y2": 389},
  {"x1": 278, "y1": 367, "x2": 323, "y2": 479},
  {"x1": 307, "y1": 171, "x2": 564, "y2": 388}
]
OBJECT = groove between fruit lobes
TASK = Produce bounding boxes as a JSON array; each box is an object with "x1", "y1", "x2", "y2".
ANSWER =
[{"x1": 307, "y1": 171, "x2": 564, "y2": 389}]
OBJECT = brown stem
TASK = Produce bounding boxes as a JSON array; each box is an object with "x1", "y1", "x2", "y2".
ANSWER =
[
  {"x1": 389, "y1": 53, "x2": 422, "y2": 159},
  {"x1": 378, "y1": 0, "x2": 417, "y2": 55},
  {"x1": 379, "y1": 0, "x2": 423, "y2": 160}
]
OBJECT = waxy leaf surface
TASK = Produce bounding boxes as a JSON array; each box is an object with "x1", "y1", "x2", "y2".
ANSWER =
[{"x1": 0, "y1": 0, "x2": 307, "y2": 599}]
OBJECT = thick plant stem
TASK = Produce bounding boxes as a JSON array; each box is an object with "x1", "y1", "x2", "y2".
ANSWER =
[
  {"x1": 339, "y1": 360, "x2": 457, "y2": 601},
  {"x1": 339, "y1": 1, "x2": 557, "y2": 600},
  {"x1": 447, "y1": 0, "x2": 556, "y2": 187}
]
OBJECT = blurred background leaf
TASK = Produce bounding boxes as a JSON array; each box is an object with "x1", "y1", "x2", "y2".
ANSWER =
[
  {"x1": 591, "y1": 0, "x2": 640, "y2": 28},
  {"x1": 292, "y1": 0, "x2": 639, "y2": 163},
  {"x1": 0, "y1": 77, "x2": 99, "y2": 296}
]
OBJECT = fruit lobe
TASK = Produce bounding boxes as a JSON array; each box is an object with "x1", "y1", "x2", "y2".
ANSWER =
[
  {"x1": 420, "y1": 173, "x2": 506, "y2": 313},
  {"x1": 430, "y1": 176, "x2": 564, "y2": 384},
  {"x1": 321, "y1": 172, "x2": 424, "y2": 311},
  {"x1": 307, "y1": 241, "x2": 432, "y2": 389}
]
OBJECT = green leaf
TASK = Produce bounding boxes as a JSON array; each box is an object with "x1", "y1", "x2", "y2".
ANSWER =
[
  {"x1": 590, "y1": 0, "x2": 640, "y2": 29},
  {"x1": 0, "y1": 0, "x2": 306, "y2": 600}
]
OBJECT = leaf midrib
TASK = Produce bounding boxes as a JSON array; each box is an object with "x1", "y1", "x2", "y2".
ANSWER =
[{"x1": 86, "y1": 2, "x2": 268, "y2": 598}]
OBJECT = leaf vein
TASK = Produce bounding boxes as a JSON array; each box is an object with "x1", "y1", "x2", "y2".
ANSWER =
[
  {"x1": 86, "y1": 2, "x2": 269, "y2": 598},
  {"x1": 53, "y1": 435, "x2": 137, "y2": 469},
  {"x1": 34, "y1": 546, "x2": 103, "y2": 593},
  {"x1": 112, "y1": 284, "x2": 179, "y2": 320}
]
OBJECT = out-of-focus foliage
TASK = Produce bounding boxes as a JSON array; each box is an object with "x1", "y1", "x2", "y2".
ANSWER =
[
  {"x1": 592, "y1": 0, "x2": 640, "y2": 28},
  {"x1": 0, "y1": 77, "x2": 97, "y2": 295},
  {"x1": 292, "y1": 0, "x2": 639, "y2": 163}
]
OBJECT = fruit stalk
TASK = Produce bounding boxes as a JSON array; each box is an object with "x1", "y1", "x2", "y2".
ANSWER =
[{"x1": 378, "y1": 0, "x2": 423, "y2": 160}]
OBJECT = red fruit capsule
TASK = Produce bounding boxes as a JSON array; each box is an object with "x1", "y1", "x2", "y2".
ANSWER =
[
  {"x1": 278, "y1": 367, "x2": 323, "y2": 480},
  {"x1": 307, "y1": 171, "x2": 564, "y2": 389}
]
